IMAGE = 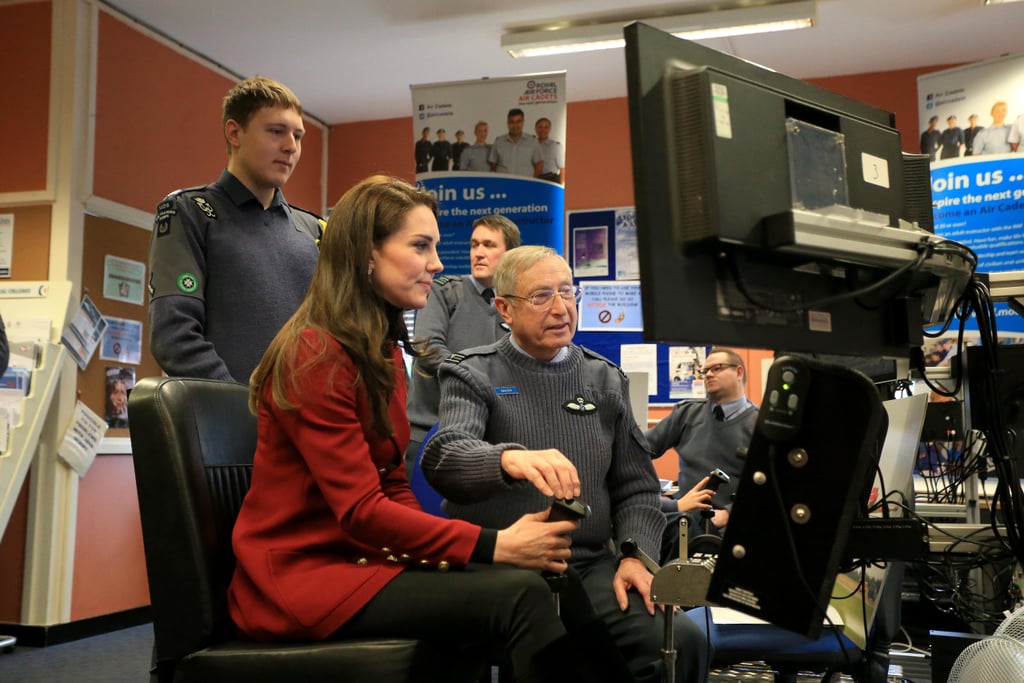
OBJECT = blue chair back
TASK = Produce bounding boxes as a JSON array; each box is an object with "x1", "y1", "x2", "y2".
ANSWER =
[{"x1": 409, "y1": 423, "x2": 447, "y2": 517}]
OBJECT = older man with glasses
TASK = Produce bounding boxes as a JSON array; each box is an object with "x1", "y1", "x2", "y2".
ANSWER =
[
  {"x1": 646, "y1": 347, "x2": 759, "y2": 560},
  {"x1": 423, "y1": 245, "x2": 710, "y2": 683}
]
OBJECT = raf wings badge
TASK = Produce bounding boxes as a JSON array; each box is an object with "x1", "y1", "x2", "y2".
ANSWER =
[{"x1": 562, "y1": 395, "x2": 597, "y2": 415}]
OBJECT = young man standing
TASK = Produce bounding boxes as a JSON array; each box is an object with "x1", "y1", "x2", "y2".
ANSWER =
[
  {"x1": 148, "y1": 76, "x2": 322, "y2": 383},
  {"x1": 404, "y1": 214, "x2": 521, "y2": 474}
]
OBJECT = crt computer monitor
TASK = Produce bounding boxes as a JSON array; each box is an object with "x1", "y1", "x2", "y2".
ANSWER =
[{"x1": 624, "y1": 22, "x2": 936, "y2": 359}]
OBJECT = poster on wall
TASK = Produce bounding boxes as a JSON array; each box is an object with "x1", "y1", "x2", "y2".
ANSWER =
[
  {"x1": 578, "y1": 281, "x2": 643, "y2": 332},
  {"x1": 669, "y1": 346, "x2": 707, "y2": 400},
  {"x1": 918, "y1": 52, "x2": 1024, "y2": 360},
  {"x1": 99, "y1": 316, "x2": 143, "y2": 365},
  {"x1": 568, "y1": 206, "x2": 697, "y2": 404},
  {"x1": 104, "y1": 366, "x2": 135, "y2": 428},
  {"x1": 410, "y1": 73, "x2": 567, "y2": 273},
  {"x1": 0, "y1": 214, "x2": 12, "y2": 278},
  {"x1": 573, "y1": 225, "x2": 609, "y2": 278},
  {"x1": 61, "y1": 295, "x2": 108, "y2": 371},
  {"x1": 103, "y1": 254, "x2": 146, "y2": 305}
]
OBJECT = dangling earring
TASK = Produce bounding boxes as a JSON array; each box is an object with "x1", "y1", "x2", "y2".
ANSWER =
[{"x1": 367, "y1": 263, "x2": 374, "y2": 277}]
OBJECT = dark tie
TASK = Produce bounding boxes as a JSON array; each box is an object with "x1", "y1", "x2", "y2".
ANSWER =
[
  {"x1": 713, "y1": 405, "x2": 725, "y2": 421},
  {"x1": 482, "y1": 288, "x2": 495, "y2": 305}
]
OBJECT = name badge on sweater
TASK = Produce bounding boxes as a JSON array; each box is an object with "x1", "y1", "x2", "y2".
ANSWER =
[{"x1": 495, "y1": 386, "x2": 519, "y2": 395}]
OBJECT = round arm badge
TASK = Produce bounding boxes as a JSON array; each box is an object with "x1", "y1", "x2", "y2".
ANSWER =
[{"x1": 177, "y1": 272, "x2": 199, "y2": 294}]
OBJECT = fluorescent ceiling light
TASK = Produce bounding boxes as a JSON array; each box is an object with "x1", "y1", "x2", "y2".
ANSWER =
[{"x1": 502, "y1": 1, "x2": 816, "y2": 58}]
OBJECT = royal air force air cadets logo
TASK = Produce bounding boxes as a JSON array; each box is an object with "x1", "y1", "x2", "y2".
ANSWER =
[
  {"x1": 562, "y1": 395, "x2": 597, "y2": 415},
  {"x1": 193, "y1": 196, "x2": 217, "y2": 219}
]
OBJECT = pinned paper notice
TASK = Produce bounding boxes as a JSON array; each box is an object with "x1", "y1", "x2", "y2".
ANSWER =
[
  {"x1": 57, "y1": 400, "x2": 108, "y2": 477},
  {"x1": 61, "y1": 295, "x2": 108, "y2": 371}
]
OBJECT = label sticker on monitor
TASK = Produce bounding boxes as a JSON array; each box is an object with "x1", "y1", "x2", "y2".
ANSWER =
[
  {"x1": 712, "y1": 83, "x2": 733, "y2": 139},
  {"x1": 861, "y1": 152, "x2": 891, "y2": 189},
  {"x1": 808, "y1": 310, "x2": 833, "y2": 332}
]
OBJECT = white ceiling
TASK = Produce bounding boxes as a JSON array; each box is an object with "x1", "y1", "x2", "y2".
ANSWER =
[{"x1": 104, "y1": 0, "x2": 1024, "y2": 125}]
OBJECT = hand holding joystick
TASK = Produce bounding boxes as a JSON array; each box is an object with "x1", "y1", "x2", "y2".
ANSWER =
[{"x1": 544, "y1": 497, "x2": 590, "y2": 606}]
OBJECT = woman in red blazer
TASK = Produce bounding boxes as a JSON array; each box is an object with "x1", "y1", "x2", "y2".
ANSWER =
[{"x1": 227, "y1": 176, "x2": 597, "y2": 682}]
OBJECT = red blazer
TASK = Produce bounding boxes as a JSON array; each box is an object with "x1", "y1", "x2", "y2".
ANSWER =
[{"x1": 227, "y1": 328, "x2": 481, "y2": 641}]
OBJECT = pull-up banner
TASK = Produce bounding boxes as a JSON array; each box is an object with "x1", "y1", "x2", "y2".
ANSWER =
[
  {"x1": 918, "y1": 53, "x2": 1024, "y2": 350},
  {"x1": 410, "y1": 73, "x2": 567, "y2": 273},
  {"x1": 919, "y1": 53, "x2": 1024, "y2": 271}
]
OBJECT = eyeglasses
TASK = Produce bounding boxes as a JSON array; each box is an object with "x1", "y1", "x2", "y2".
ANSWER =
[
  {"x1": 699, "y1": 363, "x2": 738, "y2": 378},
  {"x1": 501, "y1": 285, "x2": 582, "y2": 308}
]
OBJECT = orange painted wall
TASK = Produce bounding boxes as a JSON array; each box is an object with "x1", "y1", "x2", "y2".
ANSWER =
[
  {"x1": 93, "y1": 10, "x2": 324, "y2": 215},
  {"x1": 327, "y1": 116, "x2": 414, "y2": 207},
  {"x1": 0, "y1": 1, "x2": 50, "y2": 193},
  {"x1": 93, "y1": 11, "x2": 229, "y2": 212},
  {"x1": 0, "y1": 485, "x2": 30, "y2": 622},
  {"x1": 70, "y1": 456, "x2": 149, "y2": 619},
  {"x1": 563, "y1": 98, "x2": 635, "y2": 211},
  {"x1": 807, "y1": 64, "x2": 964, "y2": 155}
]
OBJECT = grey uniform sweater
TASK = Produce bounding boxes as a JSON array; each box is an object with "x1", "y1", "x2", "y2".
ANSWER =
[
  {"x1": 407, "y1": 275, "x2": 507, "y2": 442},
  {"x1": 423, "y1": 336, "x2": 665, "y2": 563},
  {"x1": 645, "y1": 399, "x2": 758, "y2": 513}
]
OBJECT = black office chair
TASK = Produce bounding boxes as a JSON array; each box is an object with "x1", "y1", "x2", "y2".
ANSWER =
[{"x1": 128, "y1": 376, "x2": 487, "y2": 683}]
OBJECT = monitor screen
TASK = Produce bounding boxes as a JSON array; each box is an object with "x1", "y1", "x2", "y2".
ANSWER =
[{"x1": 623, "y1": 23, "x2": 967, "y2": 359}]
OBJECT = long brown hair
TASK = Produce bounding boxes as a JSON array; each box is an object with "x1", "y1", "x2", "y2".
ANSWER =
[{"x1": 250, "y1": 175, "x2": 438, "y2": 435}]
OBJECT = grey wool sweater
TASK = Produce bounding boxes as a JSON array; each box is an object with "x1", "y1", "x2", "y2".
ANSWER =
[{"x1": 423, "y1": 335, "x2": 665, "y2": 563}]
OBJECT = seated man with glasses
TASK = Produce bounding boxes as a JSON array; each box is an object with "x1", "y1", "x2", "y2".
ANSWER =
[
  {"x1": 422, "y1": 245, "x2": 710, "y2": 683},
  {"x1": 645, "y1": 348, "x2": 758, "y2": 561}
]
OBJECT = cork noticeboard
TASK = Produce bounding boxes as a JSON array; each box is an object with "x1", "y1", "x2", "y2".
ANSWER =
[{"x1": 80, "y1": 214, "x2": 161, "y2": 437}]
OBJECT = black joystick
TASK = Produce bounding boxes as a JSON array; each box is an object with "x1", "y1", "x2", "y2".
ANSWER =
[
  {"x1": 544, "y1": 497, "x2": 590, "y2": 609},
  {"x1": 700, "y1": 468, "x2": 730, "y2": 523},
  {"x1": 549, "y1": 497, "x2": 591, "y2": 522}
]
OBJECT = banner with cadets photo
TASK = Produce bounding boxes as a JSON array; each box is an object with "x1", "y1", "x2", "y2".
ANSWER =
[
  {"x1": 410, "y1": 73, "x2": 567, "y2": 272},
  {"x1": 918, "y1": 53, "x2": 1024, "y2": 359}
]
